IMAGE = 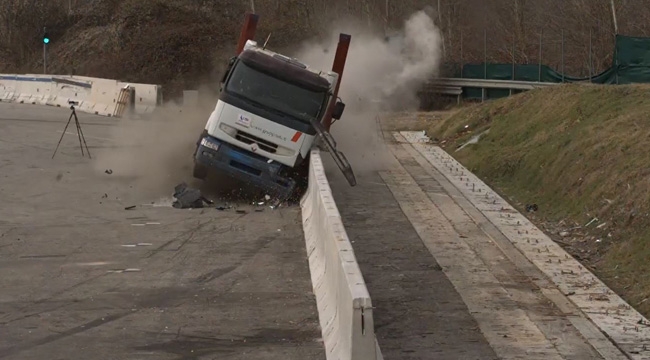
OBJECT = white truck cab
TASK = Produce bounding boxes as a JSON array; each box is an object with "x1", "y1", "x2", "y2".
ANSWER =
[{"x1": 193, "y1": 40, "x2": 346, "y2": 199}]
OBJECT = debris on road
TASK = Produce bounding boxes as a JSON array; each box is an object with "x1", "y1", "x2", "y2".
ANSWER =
[
  {"x1": 409, "y1": 130, "x2": 431, "y2": 143},
  {"x1": 107, "y1": 268, "x2": 142, "y2": 273},
  {"x1": 172, "y1": 182, "x2": 211, "y2": 209},
  {"x1": 105, "y1": 169, "x2": 113, "y2": 174},
  {"x1": 124, "y1": 205, "x2": 136, "y2": 210},
  {"x1": 525, "y1": 204, "x2": 538, "y2": 212},
  {"x1": 121, "y1": 243, "x2": 153, "y2": 247}
]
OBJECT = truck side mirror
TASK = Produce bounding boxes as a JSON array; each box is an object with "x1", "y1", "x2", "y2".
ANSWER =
[
  {"x1": 221, "y1": 56, "x2": 237, "y2": 84},
  {"x1": 332, "y1": 100, "x2": 346, "y2": 120}
]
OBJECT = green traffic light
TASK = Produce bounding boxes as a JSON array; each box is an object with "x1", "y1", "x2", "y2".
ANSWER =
[{"x1": 43, "y1": 38, "x2": 50, "y2": 44}]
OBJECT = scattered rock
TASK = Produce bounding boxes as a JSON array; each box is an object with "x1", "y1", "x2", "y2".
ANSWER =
[
  {"x1": 525, "y1": 203, "x2": 538, "y2": 212},
  {"x1": 559, "y1": 231, "x2": 570, "y2": 237},
  {"x1": 172, "y1": 182, "x2": 210, "y2": 209}
]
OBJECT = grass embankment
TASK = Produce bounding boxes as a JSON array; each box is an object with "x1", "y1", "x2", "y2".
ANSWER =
[{"x1": 428, "y1": 83, "x2": 650, "y2": 316}]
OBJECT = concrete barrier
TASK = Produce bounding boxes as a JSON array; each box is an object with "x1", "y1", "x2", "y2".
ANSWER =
[
  {"x1": 118, "y1": 81, "x2": 160, "y2": 114},
  {"x1": 15, "y1": 76, "x2": 51, "y2": 105},
  {"x1": 0, "y1": 73, "x2": 160, "y2": 117},
  {"x1": 301, "y1": 149, "x2": 383, "y2": 360},
  {"x1": 0, "y1": 75, "x2": 18, "y2": 101},
  {"x1": 50, "y1": 77, "x2": 92, "y2": 108}
]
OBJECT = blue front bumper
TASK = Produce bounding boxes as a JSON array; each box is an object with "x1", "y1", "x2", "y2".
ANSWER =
[{"x1": 194, "y1": 136, "x2": 296, "y2": 199}]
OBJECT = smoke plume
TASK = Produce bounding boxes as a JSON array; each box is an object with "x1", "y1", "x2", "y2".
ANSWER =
[
  {"x1": 292, "y1": 10, "x2": 443, "y2": 173},
  {"x1": 90, "y1": 11, "x2": 442, "y2": 199}
]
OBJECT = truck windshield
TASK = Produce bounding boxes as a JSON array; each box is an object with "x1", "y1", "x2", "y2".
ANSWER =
[{"x1": 225, "y1": 62, "x2": 327, "y2": 123}]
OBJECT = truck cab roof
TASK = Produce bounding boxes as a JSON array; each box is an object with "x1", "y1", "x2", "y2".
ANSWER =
[{"x1": 240, "y1": 40, "x2": 338, "y2": 93}]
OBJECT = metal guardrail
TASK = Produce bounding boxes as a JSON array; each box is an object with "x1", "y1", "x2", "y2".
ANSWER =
[
  {"x1": 422, "y1": 77, "x2": 561, "y2": 101},
  {"x1": 424, "y1": 85, "x2": 463, "y2": 96},
  {"x1": 431, "y1": 78, "x2": 559, "y2": 90}
]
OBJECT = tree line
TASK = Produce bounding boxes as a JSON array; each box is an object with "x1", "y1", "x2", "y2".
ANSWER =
[{"x1": 1, "y1": 0, "x2": 647, "y2": 81}]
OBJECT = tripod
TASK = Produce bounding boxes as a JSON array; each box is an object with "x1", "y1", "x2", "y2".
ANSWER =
[{"x1": 52, "y1": 104, "x2": 91, "y2": 159}]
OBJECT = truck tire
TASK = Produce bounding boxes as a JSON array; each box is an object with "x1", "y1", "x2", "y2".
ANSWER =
[{"x1": 193, "y1": 164, "x2": 208, "y2": 180}]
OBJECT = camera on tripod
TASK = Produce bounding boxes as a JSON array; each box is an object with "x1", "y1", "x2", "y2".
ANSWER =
[{"x1": 52, "y1": 99, "x2": 91, "y2": 159}]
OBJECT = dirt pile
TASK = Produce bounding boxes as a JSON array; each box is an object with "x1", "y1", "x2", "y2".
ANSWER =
[
  {"x1": 1, "y1": 0, "x2": 247, "y2": 99},
  {"x1": 428, "y1": 83, "x2": 650, "y2": 316},
  {"x1": 2, "y1": 1, "x2": 444, "y2": 101}
]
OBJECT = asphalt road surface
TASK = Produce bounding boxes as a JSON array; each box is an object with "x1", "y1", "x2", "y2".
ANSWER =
[
  {"x1": 0, "y1": 103, "x2": 323, "y2": 360},
  {"x1": 325, "y1": 119, "x2": 613, "y2": 359}
]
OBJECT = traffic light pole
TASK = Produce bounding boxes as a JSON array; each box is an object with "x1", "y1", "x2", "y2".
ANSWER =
[
  {"x1": 43, "y1": 27, "x2": 48, "y2": 74},
  {"x1": 43, "y1": 43, "x2": 47, "y2": 74}
]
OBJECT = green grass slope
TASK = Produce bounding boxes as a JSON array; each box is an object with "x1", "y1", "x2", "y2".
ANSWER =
[{"x1": 429, "y1": 83, "x2": 650, "y2": 316}]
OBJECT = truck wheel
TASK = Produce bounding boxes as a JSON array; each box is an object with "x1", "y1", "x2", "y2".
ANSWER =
[{"x1": 193, "y1": 164, "x2": 208, "y2": 180}]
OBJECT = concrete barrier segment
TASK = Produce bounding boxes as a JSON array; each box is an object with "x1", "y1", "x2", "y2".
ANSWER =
[
  {"x1": 300, "y1": 148, "x2": 383, "y2": 360},
  {"x1": 0, "y1": 73, "x2": 160, "y2": 116}
]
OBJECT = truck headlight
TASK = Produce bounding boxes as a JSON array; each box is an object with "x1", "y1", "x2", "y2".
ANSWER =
[
  {"x1": 200, "y1": 137, "x2": 220, "y2": 151},
  {"x1": 219, "y1": 123, "x2": 238, "y2": 137}
]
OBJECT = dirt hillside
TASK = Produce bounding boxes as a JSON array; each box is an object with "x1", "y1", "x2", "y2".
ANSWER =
[
  {"x1": 0, "y1": 0, "x2": 328, "y2": 100},
  {"x1": 1, "y1": 0, "x2": 438, "y2": 102},
  {"x1": 427, "y1": 84, "x2": 650, "y2": 317},
  {"x1": 43, "y1": 0, "x2": 246, "y2": 99}
]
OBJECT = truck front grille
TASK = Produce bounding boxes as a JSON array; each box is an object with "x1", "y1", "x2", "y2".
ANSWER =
[{"x1": 235, "y1": 130, "x2": 278, "y2": 154}]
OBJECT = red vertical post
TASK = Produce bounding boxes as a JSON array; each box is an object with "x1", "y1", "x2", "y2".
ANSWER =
[
  {"x1": 322, "y1": 33, "x2": 351, "y2": 131},
  {"x1": 236, "y1": 13, "x2": 260, "y2": 55}
]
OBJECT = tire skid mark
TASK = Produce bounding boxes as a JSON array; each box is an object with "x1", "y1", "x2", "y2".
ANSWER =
[{"x1": 0, "y1": 311, "x2": 131, "y2": 358}]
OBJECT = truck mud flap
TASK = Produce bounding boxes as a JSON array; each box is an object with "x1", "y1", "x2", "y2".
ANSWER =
[{"x1": 310, "y1": 118, "x2": 357, "y2": 187}]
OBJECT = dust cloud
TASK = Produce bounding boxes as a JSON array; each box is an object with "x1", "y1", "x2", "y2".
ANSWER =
[
  {"x1": 292, "y1": 10, "x2": 443, "y2": 173},
  {"x1": 91, "y1": 95, "x2": 213, "y2": 200},
  {"x1": 91, "y1": 10, "x2": 442, "y2": 198}
]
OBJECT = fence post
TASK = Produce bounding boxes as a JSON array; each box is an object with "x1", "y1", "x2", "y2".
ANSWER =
[
  {"x1": 483, "y1": 28, "x2": 487, "y2": 102},
  {"x1": 562, "y1": 29, "x2": 564, "y2": 83},
  {"x1": 614, "y1": 35, "x2": 619, "y2": 84},
  {"x1": 511, "y1": 36, "x2": 515, "y2": 96},
  {"x1": 589, "y1": 28, "x2": 593, "y2": 82},
  {"x1": 538, "y1": 29, "x2": 543, "y2": 82},
  {"x1": 460, "y1": 30, "x2": 464, "y2": 78}
]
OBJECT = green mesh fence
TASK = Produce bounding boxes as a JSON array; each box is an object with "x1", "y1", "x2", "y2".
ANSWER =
[{"x1": 455, "y1": 35, "x2": 650, "y2": 99}]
